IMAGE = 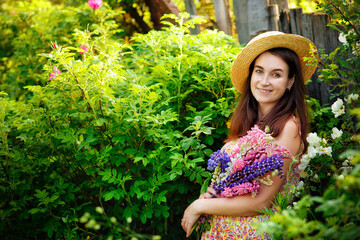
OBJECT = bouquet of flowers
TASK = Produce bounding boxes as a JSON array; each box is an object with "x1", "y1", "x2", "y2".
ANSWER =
[
  {"x1": 193, "y1": 125, "x2": 292, "y2": 236},
  {"x1": 208, "y1": 125, "x2": 292, "y2": 198}
]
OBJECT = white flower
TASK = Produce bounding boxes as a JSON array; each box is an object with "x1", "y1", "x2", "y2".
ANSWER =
[
  {"x1": 331, "y1": 127, "x2": 343, "y2": 139},
  {"x1": 314, "y1": 174, "x2": 318, "y2": 179},
  {"x1": 317, "y1": 147, "x2": 325, "y2": 156},
  {"x1": 339, "y1": 32, "x2": 348, "y2": 45},
  {"x1": 296, "y1": 181, "x2": 304, "y2": 190},
  {"x1": 299, "y1": 154, "x2": 310, "y2": 170},
  {"x1": 307, "y1": 146, "x2": 317, "y2": 158},
  {"x1": 347, "y1": 93, "x2": 359, "y2": 103},
  {"x1": 331, "y1": 98, "x2": 345, "y2": 118},
  {"x1": 307, "y1": 132, "x2": 321, "y2": 147},
  {"x1": 323, "y1": 146, "x2": 332, "y2": 156},
  {"x1": 331, "y1": 98, "x2": 343, "y2": 112}
]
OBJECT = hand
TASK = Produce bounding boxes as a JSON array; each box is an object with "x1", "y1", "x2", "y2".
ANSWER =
[
  {"x1": 199, "y1": 186, "x2": 217, "y2": 199},
  {"x1": 181, "y1": 199, "x2": 202, "y2": 237}
]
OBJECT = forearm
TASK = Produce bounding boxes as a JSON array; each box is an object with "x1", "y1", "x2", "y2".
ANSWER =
[{"x1": 193, "y1": 193, "x2": 271, "y2": 217}]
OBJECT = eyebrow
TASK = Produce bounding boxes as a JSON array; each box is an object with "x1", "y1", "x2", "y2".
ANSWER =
[{"x1": 254, "y1": 65, "x2": 284, "y2": 72}]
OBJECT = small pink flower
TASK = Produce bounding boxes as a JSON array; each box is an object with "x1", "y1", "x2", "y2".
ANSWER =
[
  {"x1": 79, "y1": 44, "x2": 89, "y2": 54},
  {"x1": 49, "y1": 66, "x2": 61, "y2": 81},
  {"x1": 88, "y1": 0, "x2": 103, "y2": 9},
  {"x1": 49, "y1": 73, "x2": 56, "y2": 81},
  {"x1": 52, "y1": 66, "x2": 61, "y2": 74},
  {"x1": 53, "y1": 43, "x2": 57, "y2": 49}
]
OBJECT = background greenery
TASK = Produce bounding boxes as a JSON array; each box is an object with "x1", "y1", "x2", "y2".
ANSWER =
[{"x1": 0, "y1": 0, "x2": 359, "y2": 239}]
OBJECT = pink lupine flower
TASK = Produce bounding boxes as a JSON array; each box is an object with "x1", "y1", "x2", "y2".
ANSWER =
[
  {"x1": 88, "y1": 0, "x2": 103, "y2": 9},
  {"x1": 79, "y1": 44, "x2": 89, "y2": 54},
  {"x1": 232, "y1": 159, "x2": 246, "y2": 172},
  {"x1": 220, "y1": 180, "x2": 260, "y2": 198}
]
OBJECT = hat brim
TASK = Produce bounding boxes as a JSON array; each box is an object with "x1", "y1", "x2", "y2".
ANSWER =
[{"x1": 230, "y1": 33, "x2": 319, "y2": 93}]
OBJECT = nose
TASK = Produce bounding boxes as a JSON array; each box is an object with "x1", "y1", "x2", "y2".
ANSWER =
[{"x1": 259, "y1": 74, "x2": 270, "y2": 85}]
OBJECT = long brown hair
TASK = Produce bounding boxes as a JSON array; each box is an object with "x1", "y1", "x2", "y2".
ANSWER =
[{"x1": 227, "y1": 48, "x2": 309, "y2": 154}]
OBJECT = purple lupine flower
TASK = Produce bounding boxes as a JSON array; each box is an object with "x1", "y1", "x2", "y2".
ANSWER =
[
  {"x1": 207, "y1": 150, "x2": 230, "y2": 172},
  {"x1": 213, "y1": 154, "x2": 284, "y2": 194}
]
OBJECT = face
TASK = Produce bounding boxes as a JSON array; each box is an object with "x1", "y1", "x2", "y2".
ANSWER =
[{"x1": 250, "y1": 51, "x2": 294, "y2": 114}]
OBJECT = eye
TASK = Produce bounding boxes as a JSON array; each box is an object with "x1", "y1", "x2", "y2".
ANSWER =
[
  {"x1": 255, "y1": 69, "x2": 263, "y2": 74},
  {"x1": 273, "y1": 73, "x2": 280, "y2": 78}
]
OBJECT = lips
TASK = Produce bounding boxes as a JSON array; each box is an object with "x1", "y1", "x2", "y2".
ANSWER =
[{"x1": 257, "y1": 88, "x2": 272, "y2": 93}]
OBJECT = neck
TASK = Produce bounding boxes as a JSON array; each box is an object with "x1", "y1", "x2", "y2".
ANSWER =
[{"x1": 258, "y1": 104, "x2": 274, "y2": 121}]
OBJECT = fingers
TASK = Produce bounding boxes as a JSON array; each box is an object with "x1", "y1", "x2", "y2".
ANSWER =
[
  {"x1": 186, "y1": 223, "x2": 191, "y2": 237},
  {"x1": 199, "y1": 193, "x2": 212, "y2": 199},
  {"x1": 181, "y1": 218, "x2": 192, "y2": 238},
  {"x1": 207, "y1": 186, "x2": 217, "y2": 195},
  {"x1": 200, "y1": 187, "x2": 217, "y2": 199},
  {"x1": 181, "y1": 218, "x2": 190, "y2": 238}
]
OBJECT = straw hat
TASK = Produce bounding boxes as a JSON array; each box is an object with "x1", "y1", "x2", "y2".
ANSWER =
[{"x1": 230, "y1": 31, "x2": 319, "y2": 93}]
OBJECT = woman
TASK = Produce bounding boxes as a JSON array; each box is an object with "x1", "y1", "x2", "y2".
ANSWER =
[{"x1": 181, "y1": 31, "x2": 318, "y2": 239}]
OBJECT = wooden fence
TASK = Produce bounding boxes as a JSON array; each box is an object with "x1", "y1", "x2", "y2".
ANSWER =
[{"x1": 267, "y1": 7, "x2": 341, "y2": 104}]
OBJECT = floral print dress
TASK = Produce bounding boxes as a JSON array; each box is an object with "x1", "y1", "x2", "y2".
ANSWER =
[{"x1": 201, "y1": 125, "x2": 301, "y2": 240}]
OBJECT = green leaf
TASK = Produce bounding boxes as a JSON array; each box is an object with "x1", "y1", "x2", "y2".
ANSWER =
[
  {"x1": 169, "y1": 173, "x2": 177, "y2": 180},
  {"x1": 182, "y1": 141, "x2": 191, "y2": 151},
  {"x1": 124, "y1": 148, "x2": 137, "y2": 155}
]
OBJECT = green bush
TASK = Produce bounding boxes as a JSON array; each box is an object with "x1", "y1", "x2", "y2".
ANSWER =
[
  {"x1": 0, "y1": 0, "x2": 122, "y2": 100},
  {"x1": 0, "y1": 11, "x2": 238, "y2": 239}
]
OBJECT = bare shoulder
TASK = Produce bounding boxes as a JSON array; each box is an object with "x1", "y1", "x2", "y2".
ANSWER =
[
  {"x1": 282, "y1": 118, "x2": 300, "y2": 138},
  {"x1": 275, "y1": 118, "x2": 301, "y2": 156}
]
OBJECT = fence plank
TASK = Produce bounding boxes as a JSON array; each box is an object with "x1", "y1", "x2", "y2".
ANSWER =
[
  {"x1": 279, "y1": 9, "x2": 291, "y2": 33},
  {"x1": 289, "y1": 8, "x2": 303, "y2": 35},
  {"x1": 213, "y1": 0, "x2": 232, "y2": 35},
  {"x1": 268, "y1": 4, "x2": 279, "y2": 31},
  {"x1": 300, "y1": 12, "x2": 321, "y2": 101},
  {"x1": 233, "y1": 0, "x2": 249, "y2": 44},
  {"x1": 301, "y1": 13, "x2": 314, "y2": 41},
  {"x1": 312, "y1": 13, "x2": 331, "y2": 104}
]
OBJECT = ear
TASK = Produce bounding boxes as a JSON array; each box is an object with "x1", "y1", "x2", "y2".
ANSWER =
[{"x1": 287, "y1": 75, "x2": 295, "y2": 89}]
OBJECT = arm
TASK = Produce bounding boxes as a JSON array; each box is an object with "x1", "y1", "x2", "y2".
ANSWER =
[{"x1": 181, "y1": 119, "x2": 301, "y2": 236}]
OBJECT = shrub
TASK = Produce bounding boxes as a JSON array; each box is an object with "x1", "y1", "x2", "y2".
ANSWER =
[
  {"x1": 0, "y1": 0, "x2": 122, "y2": 100},
  {"x1": 0, "y1": 12, "x2": 238, "y2": 239}
]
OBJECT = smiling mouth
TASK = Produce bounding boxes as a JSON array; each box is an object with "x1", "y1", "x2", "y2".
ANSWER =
[{"x1": 257, "y1": 88, "x2": 272, "y2": 93}]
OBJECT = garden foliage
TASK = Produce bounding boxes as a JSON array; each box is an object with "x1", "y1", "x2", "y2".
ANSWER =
[
  {"x1": 0, "y1": 0, "x2": 359, "y2": 239},
  {"x1": 0, "y1": 1, "x2": 238, "y2": 239}
]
